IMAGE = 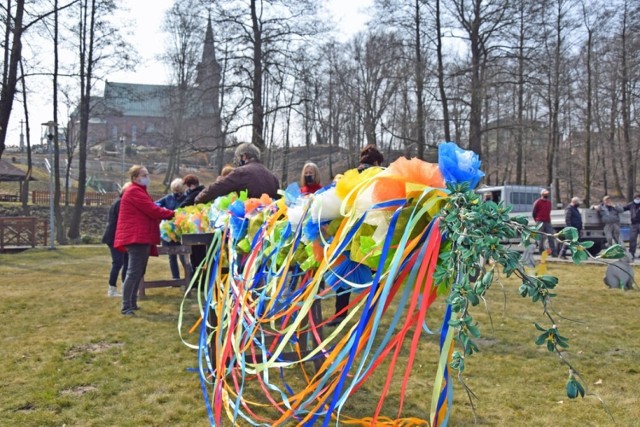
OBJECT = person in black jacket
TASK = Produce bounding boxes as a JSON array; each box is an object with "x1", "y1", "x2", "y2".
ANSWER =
[
  {"x1": 623, "y1": 193, "x2": 640, "y2": 259},
  {"x1": 559, "y1": 197, "x2": 583, "y2": 259},
  {"x1": 178, "y1": 174, "x2": 205, "y2": 208},
  {"x1": 177, "y1": 174, "x2": 206, "y2": 276},
  {"x1": 102, "y1": 183, "x2": 130, "y2": 297}
]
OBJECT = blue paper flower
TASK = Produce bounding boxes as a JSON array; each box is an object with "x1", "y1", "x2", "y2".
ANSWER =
[
  {"x1": 438, "y1": 142, "x2": 485, "y2": 189},
  {"x1": 228, "y1": 199, "x2": 247, "y2": 241}
]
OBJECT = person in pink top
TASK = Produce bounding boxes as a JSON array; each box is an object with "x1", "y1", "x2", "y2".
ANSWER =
[
  {"x1": 115, "y1": 165, "x2": 174, "y2": 316},
  {"x1": 531, "y1": 188, "x2": 557, "y2": 257}
]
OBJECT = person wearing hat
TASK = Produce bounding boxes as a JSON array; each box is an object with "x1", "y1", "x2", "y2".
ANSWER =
[
  {"x1": 623, "y1": 193, "x2": 640, "y2": 259},
  {"x1": 558, "y1": 197, "x2": 583, "y2": 259},
  {"x1": 532, "y1": 189, "x2": 557, "y2": 256},
  {"x1": 595, "y1": 195, "x2": 624, "y2": 248}
]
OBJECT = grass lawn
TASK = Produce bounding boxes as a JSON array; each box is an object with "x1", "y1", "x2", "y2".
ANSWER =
[{"x1": 1, "y1": 246, "x2": 639, "y2": 426}]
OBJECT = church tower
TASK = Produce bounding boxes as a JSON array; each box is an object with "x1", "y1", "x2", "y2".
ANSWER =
[
  {"x1": 195, "y1": 16, "x2": 224, "y2": 167},
  {"x1": 196, "y1": 16, "x2": 221, "y2": 114}
]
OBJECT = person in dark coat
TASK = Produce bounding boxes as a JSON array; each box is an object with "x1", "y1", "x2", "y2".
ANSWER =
[
  {"x1": 195, "y1": 142, "x2": 280, "y2": 204},
  {"x1": 623, "y1": 193, "x2": 640, "y2": 259},
  {"x1": 155, "y1": 178, "x2": 186, "y2": 279},
  {"x1": 329, "y1": 145, "x2": 384, "y2": 327},
  {"x1": 177, "y1": 174, "x2": 204, "y2": 208},
  {"x1": 559, "y1": 197, "x2": 583, "y2": 259},
  {"x1": 102, "y1": 183, "x2": 130, "y2": 297},
  {"x1": 115, "y1": 165, "x2": 174, "y2": 316}
]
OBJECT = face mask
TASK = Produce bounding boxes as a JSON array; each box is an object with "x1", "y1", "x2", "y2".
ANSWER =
[
  {"x1": 304, "y1": 175, "x2": 314, "y2": 184},
  {"x1": 542, "y1": 195, "x2": 549, "y2": 199},
  {"x1": 138, "y1": 176, "x2": 150, "y2": 187},
  {"x1": 634, "y1": 199, "x2": 640, "y2": 204}
]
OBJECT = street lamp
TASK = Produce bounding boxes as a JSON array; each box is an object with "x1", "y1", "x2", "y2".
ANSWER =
[
  {"x1": 119, "y1": 135, "x2": 126, "y2": 186},
  {"x1": 42, "y1": 121, "x2": 57, "y2": 250}
]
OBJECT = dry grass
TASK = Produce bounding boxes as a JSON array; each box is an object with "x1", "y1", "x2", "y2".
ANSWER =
[{"x1": 1, "y1": 247, "x2": 639, "y2": 426}]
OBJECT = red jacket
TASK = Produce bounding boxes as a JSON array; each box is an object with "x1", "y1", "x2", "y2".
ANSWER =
[
  {"x1": 532, "y1": 197, "x2": 552, "y2": 222},
  {"x1": 114, "y1": 182, "x2": 174, "y2": 254},
  {"x1": 301, "y1": 183, "x2": 322, "y2": 194}
]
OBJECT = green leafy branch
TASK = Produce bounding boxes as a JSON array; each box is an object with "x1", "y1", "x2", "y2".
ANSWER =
[{"x1": 435, "y1": 183, "x2": 622, "y2": 417}]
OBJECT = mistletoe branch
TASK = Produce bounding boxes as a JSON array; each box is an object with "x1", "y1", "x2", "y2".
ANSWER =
[{"x1": 435, "y1": 183, "x2": 623, "y2": 421}]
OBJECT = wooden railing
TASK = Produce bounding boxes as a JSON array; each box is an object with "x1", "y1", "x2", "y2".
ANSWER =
[
  {"x1": 0, "y1": 217, "x2": 48, "y2": 250},
  {"x1": 30, "y1": 191, "x2": 164, "y2": 206}
]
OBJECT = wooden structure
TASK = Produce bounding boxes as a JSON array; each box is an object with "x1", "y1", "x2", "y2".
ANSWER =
[
  {"x1": 138, "y1": 244, "x2": 192, "y2": 297},
  {"x1": 0, "y1": 217, "x2": 48, "y2": 251}
]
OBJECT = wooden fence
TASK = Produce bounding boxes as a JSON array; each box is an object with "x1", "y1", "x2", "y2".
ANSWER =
[
  {"x1": 30, "y1": 191, "x2": 164, "y2": 206},
  {"x1": 0, "y1": 217, "x2": 48, "y2": 251}
]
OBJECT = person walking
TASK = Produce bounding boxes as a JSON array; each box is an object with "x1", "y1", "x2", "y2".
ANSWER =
[
  {"x1": 155, "y1": 178, "x2": 186, "y2": 280},
  {"x1": 300, "y1": 162, "x2": 322, "y2": 194},
  {"x1": 559, "y1": 197, "x2": 583, "y2": 259},
  {"x1": 114, "y1": 165, "x2": 174, "y2": 316},
  {"x1": 596, "y1": 195, "x2": 624, "y2": 248},
  {"x1": 623, "y1": 193, "x2": 640, "y2": 259},
  {"x1": 532, "y1": 189, "x2": 557, "y2": 257},
  {"x1": 102, "y1": 183, "x2": 130, "y2": 297}
]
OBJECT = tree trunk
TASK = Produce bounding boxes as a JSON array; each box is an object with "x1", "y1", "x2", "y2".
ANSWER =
[
  {"x1": 0, "y1": 0, "x2": 25, "y2": 159},
  {"x1": 68, "y1": 0, "x2": 96, "y2": 240},
  {"x1": 250, "y1": 0, "x2": 265, "y2": 151},
  {"x1": 435, "y1": 0, "x2": 451, "y2": 142}
]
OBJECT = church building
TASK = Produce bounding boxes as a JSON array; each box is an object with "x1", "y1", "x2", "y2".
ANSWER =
[{"x1": 67, "y1": 18, "x2": 222, "y2": 159}]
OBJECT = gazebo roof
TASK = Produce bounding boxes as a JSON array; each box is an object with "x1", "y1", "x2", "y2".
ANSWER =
[{"x1": 0, "y1": 159, "x2": 30, "y2": 182}]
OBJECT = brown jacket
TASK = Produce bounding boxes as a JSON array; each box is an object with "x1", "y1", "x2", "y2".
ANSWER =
[{"x1": 195, "y1": 159, "x2": 280, "y2": 204}]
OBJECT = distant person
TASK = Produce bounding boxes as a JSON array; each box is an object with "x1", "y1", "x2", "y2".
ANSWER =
[
  {"x1": 623, "y1": 193, "x2": 640, "y2": 259},
  {"x1": 101, "y1": 183, "x2": 130, "y2": 297},
  {"x1": 195, "y1": 142, "x2": 280, "y2": 204},
  {"x1": 114, "y1": 165, "x2": 174, "y2": 316},
  {"x1": 300, "y1": 162, "x2": 322, "y2": 194},
  {"x1": 595, "y1": 195, "x2": 624, "y2": 248},
  {"x1": 483, "y1": 193, "x2": 493, "y2": 202},
  {"x1": 357, "y1": 144, "x2": 384, "y2": 172},
  {"x1": 178, "y1": 174, "x2": 205, "y2": 208},
  {"x1": 532, "y1": 189, "x2": 557, "y2": 257},
  {"x1": 155, "y1": 178, "x2": 187, "y2": 280},
  {"x1": 558, "y1": 197, "x2": 583, "y2": 259},
  {"x1": 329, "y1": 145, "x2": 384, "y2": 327}
]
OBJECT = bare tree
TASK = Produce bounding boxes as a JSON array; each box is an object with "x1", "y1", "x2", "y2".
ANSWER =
[
  {"x1": 68, "y1": 0, "x2": 135, "y2": 240},
  {"x1": 447, "y1": 0, "x2": 513, "y2": 157},
  {"x1": 210, "y1": 0, "x2": 323, "y2": 153}
]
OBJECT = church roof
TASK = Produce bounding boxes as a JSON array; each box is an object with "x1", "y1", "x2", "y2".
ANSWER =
[{"x1": 102, "y1": 82, "x2": 172, "y2": 117}]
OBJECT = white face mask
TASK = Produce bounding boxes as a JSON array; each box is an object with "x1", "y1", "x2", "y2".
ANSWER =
[
  {"x1": 634, "y1": 198, "x2": 640, "y2": 204},
  {"x1": 138, "y1": 176, "x2": 150, "y2": 187}
]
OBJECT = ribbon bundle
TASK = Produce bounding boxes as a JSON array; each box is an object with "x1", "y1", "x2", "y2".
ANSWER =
[{"x1": 173, "y1": 143, "x2": 485, "y2": 426}]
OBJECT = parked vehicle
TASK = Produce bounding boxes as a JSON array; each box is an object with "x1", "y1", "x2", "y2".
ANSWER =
[{"x1": 476, "y1": 185, "x2": 630, "y2": 254}]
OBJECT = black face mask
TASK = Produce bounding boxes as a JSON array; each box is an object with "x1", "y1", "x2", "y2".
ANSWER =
[
  {"x1": 304, "y1": 175, "x2": 314, "y2": 185},
  {"x1": 542, "y1": 195, "x2": 549, "y2": 199}
]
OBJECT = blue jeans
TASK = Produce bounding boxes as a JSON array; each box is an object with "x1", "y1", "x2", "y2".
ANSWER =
[
  {"x1": 163, "y1": 240, "x2": 185, "y2": 279},
  {"x1": 121, "y1": 244, "x2": 150, "y2": 313},
  {"x1": 107, "y1": 245, "x2": 128, "y2": 287}
]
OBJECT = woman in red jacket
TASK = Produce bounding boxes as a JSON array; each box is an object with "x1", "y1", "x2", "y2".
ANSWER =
[
  {"x1": 300, "y1": 162, "x2": 322, "y2": 194},
  {"x1": 115, "y1": 165, "x2": 174, "y2": 316}
]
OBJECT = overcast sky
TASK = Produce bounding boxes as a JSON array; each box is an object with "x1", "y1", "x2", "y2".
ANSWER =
[{"x1": 5, "y1": 0, "x2": 373, "y2": 147}]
